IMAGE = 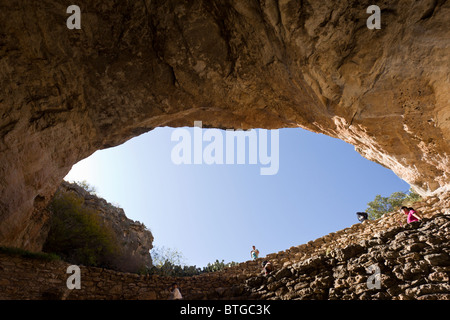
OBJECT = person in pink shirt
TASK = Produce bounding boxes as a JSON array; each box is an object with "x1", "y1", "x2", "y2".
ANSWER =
[{"x1": 401, "y1": 206, "x2": 422, "y2": 224}]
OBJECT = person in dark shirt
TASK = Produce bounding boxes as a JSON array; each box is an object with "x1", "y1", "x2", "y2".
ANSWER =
[
  {"x1": 356, "y1": 212, "x2": 368, "y2": 222},
  {"x1": 262, "y1": 260, "x2": 273, "y2": 275}
]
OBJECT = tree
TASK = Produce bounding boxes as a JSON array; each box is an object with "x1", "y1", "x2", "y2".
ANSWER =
[
  {"x1": 366, "y1": 188, "x2": 422, "y2": 220},
  {"x1": 148, "y1": 246, "x2": 202, "y2": 276},
  {"x1": 150, "y1": 246, "x2": 186, "y2": 268},
  {"x1": 203, "y1": 259, "x2": 238, "y2": 272},
  {"x1": 76, "y1": 180, "x2": 97, "y2": 195},
  {"x1": 404, "y1": 189, "x2": 422, "y2": 203},
  {"x1": 43, "y1": 191, "x2": 120, "y2": 268},
  {"x1": 148, "y1": 246, "x2": 238, "y2": 277}
]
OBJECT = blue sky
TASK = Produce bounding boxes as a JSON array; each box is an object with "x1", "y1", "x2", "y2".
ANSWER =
[{"x1": 65, "y1": 127, "x2": 410, "y2": 268}]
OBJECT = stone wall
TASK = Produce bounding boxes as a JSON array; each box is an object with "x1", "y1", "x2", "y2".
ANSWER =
[
  {"x1": 1, "y1": 196, "x2": 449, "y2": 300},
  {"x1": 0, "y1": 252, "x2": 240, "y2": 300}
]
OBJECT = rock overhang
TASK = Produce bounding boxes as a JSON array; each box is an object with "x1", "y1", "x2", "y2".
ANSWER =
[{"x1": 0, "y1": 0, "x2": 449, "y2": 249}]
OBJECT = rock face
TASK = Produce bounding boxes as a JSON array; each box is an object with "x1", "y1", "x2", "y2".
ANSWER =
[
  {"x1": 52, "y1": 181, "x2": 154, "y2": 272},
  {"x1": 0, "y1": 0, "x2": 449, "y2": 249},
  {"x1": 242, "y1": 213, "x2": 450, "y2": 300}
]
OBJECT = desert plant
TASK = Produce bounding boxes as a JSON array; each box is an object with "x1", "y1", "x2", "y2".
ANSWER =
[
  {"x1": 75, "y1": 180, "x2": 97, "y2": 195},
  {"x1": 0, "y1": 246, "x2": 60, "y2": 261},
  {"x1": 148, "y1": 246, "x2": 238, "y2": 277},
  {"x1": 43, "y1": 191, "x2": 120, "y2": 268},
  {"x1": 203, "y1": 259, "x2": 238, "y2": 272}
]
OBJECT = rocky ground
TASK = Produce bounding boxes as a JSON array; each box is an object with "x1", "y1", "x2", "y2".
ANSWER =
[{"x1": 240, "y1": 213, "x2": 450, "y2": 300}]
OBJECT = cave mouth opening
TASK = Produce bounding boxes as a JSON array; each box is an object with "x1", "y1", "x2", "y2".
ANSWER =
[{"x1": 63, "y1": 126, "x2": 410, "y2": 269}]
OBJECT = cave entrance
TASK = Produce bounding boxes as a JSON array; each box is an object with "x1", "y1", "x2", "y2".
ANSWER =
[{"x1": 64, "y1": 127, "x2": 410, "y2": 268}]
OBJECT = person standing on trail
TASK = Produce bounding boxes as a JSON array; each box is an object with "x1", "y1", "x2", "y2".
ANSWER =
[{"x1": 251, "y1": 246, "x2": 259, "y2": 260}]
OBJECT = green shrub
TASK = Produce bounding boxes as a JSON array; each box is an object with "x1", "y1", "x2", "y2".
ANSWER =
[
  {"x1": 43, "y1": 191, "x2": 120, "y2": 268},
  {"x1": 148, "y1": 261, "x2": 203, "y2": 277},
  {"x1": 75, "y1": 180, "x2": 97, "y2": 195},
  {"x1": 203, "y1": 259, "x2": 238, "y2": 273},
  {"x1": 0, "y1": 246, "x2": 60, "y2": 261},
  {"x1": 147, "y1": 246, "x2": 238, "y2": 277}
]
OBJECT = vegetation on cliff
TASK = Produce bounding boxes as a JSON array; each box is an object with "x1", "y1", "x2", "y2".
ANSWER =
[
  {"x1": 41, "y1": 180, "x2": 157, "y2": 273},
  {"x1": 42, "y1": 190, "x2": 121, "y2": 269},
  {"x1": 0, "y1": 246, "x2": 60, "y2": 262},
  {"x1": 41, "y1": 181, "x2": 236, "y2": 275}
]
